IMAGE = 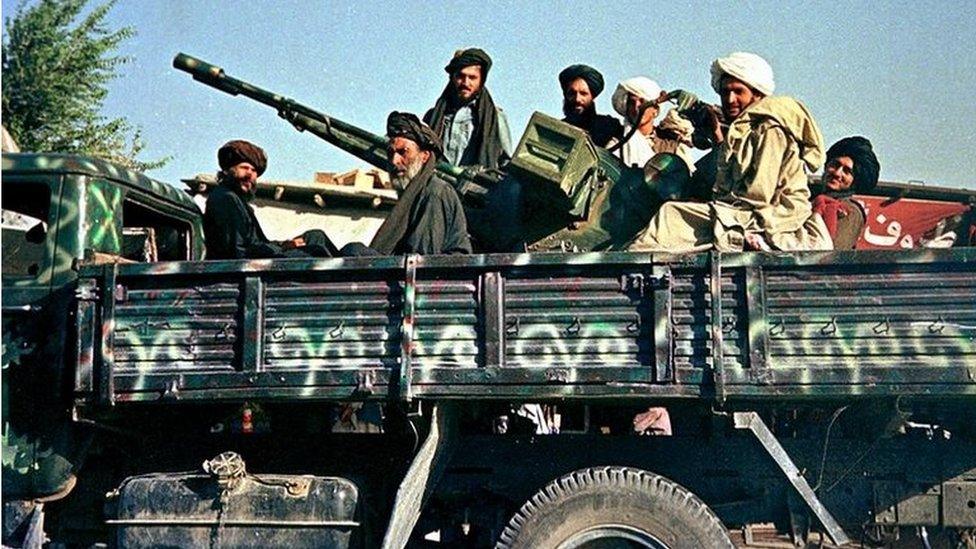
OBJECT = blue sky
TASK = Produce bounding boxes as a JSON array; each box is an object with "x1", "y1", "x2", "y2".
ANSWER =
[{"x1": 3, "y1": 0, "x2": 975, "y2": 189}]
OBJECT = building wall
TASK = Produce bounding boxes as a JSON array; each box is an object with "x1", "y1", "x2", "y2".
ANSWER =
[{"x1": 251, "y1": 199, "x2": 386, "y2": 248}]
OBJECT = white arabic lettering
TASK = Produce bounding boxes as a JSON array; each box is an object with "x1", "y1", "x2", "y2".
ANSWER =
[{"x1": 863, "y1": 216, "x2": 903, "y2": 247}]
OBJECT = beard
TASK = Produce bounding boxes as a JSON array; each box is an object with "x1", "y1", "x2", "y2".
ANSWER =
[
  {"x1": 218, "y1": 171, "x2": 257, "y2": 198},
  {"x1": 391, "y1": 155, "x2": 426, "y2": 192},
  {"x1": 563, "y1": 100, "x2": 596, "y2": 123}
]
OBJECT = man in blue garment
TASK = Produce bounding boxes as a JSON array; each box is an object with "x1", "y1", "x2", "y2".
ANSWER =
[{"x1": 423, "y1": 48, "x2": 512, "y2": 169}]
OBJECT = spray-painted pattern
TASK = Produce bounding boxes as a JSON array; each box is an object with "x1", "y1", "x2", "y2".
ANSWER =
[
  {"x1": 85, "y1": 179, "x2": 123, "y2": 251},
  {"x1": 2, "y1": 152, "x2": 207, "y2": 497},
  {"x1": 75, "y1": 249, "x2": 976, "y2": 405}
]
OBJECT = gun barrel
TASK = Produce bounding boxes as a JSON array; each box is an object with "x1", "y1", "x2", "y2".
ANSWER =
[{"x1": 173, "y1": 52, "x2": 390, "y2": 170}]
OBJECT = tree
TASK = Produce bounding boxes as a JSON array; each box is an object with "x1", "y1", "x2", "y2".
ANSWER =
[{"x1": 2, "y1": 0, "x2": 167, "y2": 171}]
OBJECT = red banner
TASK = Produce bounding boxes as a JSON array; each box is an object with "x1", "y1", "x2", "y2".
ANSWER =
[{"x1": 854, "y1": 196, "x2": 971, "y2": 249}]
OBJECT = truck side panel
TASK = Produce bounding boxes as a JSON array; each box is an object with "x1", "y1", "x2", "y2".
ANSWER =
[{"x1": 77, "y1": 250, "x2": 976, "y2": 406}]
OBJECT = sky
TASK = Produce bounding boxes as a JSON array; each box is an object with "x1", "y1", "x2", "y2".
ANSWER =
[{"x1": 3, "y1": 0, "x2": 976, "y2": 190}]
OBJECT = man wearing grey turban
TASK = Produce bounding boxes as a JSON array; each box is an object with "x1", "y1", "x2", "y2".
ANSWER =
[
  {"x1": 366, "y1": 112, "x2": 472, "y2": 256},
  {"x1": 629, "y1": 52, "x2": 833, "y2": 252},
  {"x1": 558, "y1": 64, "x2": 623, "y2": 147}
]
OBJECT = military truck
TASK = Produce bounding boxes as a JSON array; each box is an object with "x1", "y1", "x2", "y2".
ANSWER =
[{"x1": 3, "y1": 58, "x2": 976, "y2": 548}]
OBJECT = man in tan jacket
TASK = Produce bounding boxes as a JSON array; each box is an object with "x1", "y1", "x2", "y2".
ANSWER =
[{"x1": 628, "y1": 52, "x2": 832, "y2": 252}]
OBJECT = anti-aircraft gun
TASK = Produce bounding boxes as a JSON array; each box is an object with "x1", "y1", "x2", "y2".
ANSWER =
[{"x1": 173, "y1": 53, "x2": 688, "y2": 253}]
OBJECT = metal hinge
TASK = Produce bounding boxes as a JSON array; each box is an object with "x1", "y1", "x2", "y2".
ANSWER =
[
  {"x1": 621, "y1": 272, "x2": 670, "y2": 295},
  {"x1": 75, "y1": 279, "x2": 99, "y2": 301},
  {"x1": 356, "y1": 371, "x2": 375, "y2": 395}
]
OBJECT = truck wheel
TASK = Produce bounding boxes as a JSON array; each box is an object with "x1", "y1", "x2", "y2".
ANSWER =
[{"x1": 496, "y1": 466, "x2": 732, "y2": 549}]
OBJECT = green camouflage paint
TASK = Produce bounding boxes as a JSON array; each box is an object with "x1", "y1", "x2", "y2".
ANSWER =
[
  {"x1": 86, "y1": 179, "x2": 123, "y2": 252},
  {"x1": 72, "y1": 249, "x2": 975, "y2": 406},
  {"x1": 2, "y1": 152, "x2": 205, "y2": 498}
]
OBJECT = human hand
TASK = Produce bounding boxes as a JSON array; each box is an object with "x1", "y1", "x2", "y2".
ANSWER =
[
  {"x1": 283, "y1": 236, "x2": 306, "y2": 249},
  {"x1": 633, "y1": 407, "x2": 672, "y2": 435},
  {"x1": 665, "y1": 89, "x2": 700, "y2": 112}
]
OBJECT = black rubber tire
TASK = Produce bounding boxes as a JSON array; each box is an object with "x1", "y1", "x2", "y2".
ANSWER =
[{"x1": 495, "y1": 466, "x2": 733, "y2": 549}]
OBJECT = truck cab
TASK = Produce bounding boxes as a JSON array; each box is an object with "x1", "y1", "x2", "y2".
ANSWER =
[
  {"x1": 2, "y1": 153, "x2": 204, "y2": 504},
  {"x1": 2, "y1": 153, "x2": 204, "y2": 302}
]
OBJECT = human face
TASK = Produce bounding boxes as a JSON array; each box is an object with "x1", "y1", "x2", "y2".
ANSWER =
[
  {"x1": 224, "y1": 162, "x2": 259, "y2": 195},
  {"x1": 452, "y1": 65, "x2": 483, "y2": 103},
  {"x1": 563, "y1": 78, "x2": 594, "y2": 118},
  {"x1": 627, "y1": 93, "x2": 659, "y2": 127},
  {"x1": 387, "y1": 136, "x2": 431, "y2": 191},
  {"x1": 823, "y1": 156, "x2": 855, "y2": 192},
  {"x1": 719, "y1": 75, "x2": 762, "y2": 120}
]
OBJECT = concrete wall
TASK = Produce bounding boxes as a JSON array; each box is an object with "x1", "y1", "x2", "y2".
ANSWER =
[{"x1": 250, "y1": 199, "x2": 386, "y2": 248}]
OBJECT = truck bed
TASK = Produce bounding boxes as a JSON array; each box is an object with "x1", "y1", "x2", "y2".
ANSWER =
[{"x1": 75, "y1": 249, "x2": 976, "y2": 406}]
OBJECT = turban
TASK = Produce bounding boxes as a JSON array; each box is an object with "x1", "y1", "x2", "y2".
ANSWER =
[
  {"x1": 826, "y1": 136, "x2": 880, "y2": 193},
  {"x1": 611, "y1": 77, "x2": 663, "y2": 117},
  {"x1": 710, "y1": 52, "x2": 775, "y2": 96},
  {"x1": 559, "y1": 64, "x2": 605, "y2": 97},
  {"x1": 445, "y1": 48, "x2": 492, "y2": 80},
  {"x1": 387, "y1": 111, "x2": 443, "y2": 157},
  {"x1": 218, "y1": 140, "x2": 267, "y2": 176}
]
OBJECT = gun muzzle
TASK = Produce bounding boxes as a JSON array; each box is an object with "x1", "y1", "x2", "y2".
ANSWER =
[{"x1": 172, "y1": 53, "x2": 240, "y2": 96}]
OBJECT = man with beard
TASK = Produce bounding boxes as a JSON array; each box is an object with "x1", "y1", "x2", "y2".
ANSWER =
[
  {"x1": 423, "y1": 48, "x2": 512, "y2": 169},
  {"x1": 810, "y1": 136, "x2": 880, "y2": 249},
  {"x1": 559, "y1": 64, "x2": 623, "y2": 147},
  {"x1": 628, "y1": 52, "x2": 832, "y2": 252},
  {"x1": 608, "y1": 76, "x2": 695, "y2": 171},
  {"x1": 366, "y1": 112, "x2": 472, "y2": 256},
  {"x1": 203, "y1": 140, "x2": 339, "y2": 259}
]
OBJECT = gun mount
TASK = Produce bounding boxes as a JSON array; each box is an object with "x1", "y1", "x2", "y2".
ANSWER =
[{"x1": 173, "y1": 53, "x2": 684, "y2": 252}]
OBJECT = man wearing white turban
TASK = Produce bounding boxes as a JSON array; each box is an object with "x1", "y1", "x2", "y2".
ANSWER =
[
  {"x1": 628, "y1": 52, "x2": 832, "y2": 252},
  {"x1": 608, "y1": 77, "x2": 695, "y2": 171}
]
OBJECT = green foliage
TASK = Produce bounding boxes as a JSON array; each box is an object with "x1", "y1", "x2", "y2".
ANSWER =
[{"x1": 2, "y1": 0, "x2": 168, "y2": 171}]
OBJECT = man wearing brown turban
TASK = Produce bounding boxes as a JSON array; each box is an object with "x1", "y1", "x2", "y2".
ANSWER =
[
  {"x1": 423, "y1": 48, "x2": 512, "y2": 169},
  {"x1": 203, "y1": 139, "x2": 339, "y2": 259},
  {"x1": 811, "y1": 136, "x2": 881, "y2": 249},
  {"x1": 365, "y1": 112, "x2": 471, "y2": 255},
  {"x1": 558, "y1": 64, "x2": 623, "y2": 147}
]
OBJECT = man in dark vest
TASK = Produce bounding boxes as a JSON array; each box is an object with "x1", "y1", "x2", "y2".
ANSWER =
[
  {"x1": 559, "y1": 64, "x2": 623, "y2": 148},
  {"x1": 203, "y1": 140, "x2": 338, "y2": 259},
  {"x1": 365, "y1": 112, "x2": 472, "y2": 256},
  {"x1": 423, "y1": 48, "x2": 512, "y2": 169}
]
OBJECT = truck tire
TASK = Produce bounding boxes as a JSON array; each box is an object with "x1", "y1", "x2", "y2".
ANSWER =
[{"x1": 495, "y1": 466, "x2": 732, "y2": 549}]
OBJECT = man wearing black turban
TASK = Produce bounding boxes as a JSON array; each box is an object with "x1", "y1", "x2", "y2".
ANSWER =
[
  {"x1": 365, "y1": 112, "x2": 472, "y2": 256},
  {"x1": 204, "y1": 139, "x2": 339, "y2": 259},
  {"x1": 811, "y1": 136, "x2": 881, "y2": 249},
  {"x1": 423, "y1": 48, "x2": 512, "y2": 170},
  {"x1": 558, "y1": 64, "x2": 623, "y2": 147}
]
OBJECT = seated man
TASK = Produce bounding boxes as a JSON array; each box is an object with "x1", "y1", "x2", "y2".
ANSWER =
[
  {"x1": 203, "y1": 140, "x2": 338, "y2": 259},
  {"x1": 365, "y1": 112, "x2": 472, "y2": 256},
  {"x1": 609, "y1": 76, "x2": 695, "y2": 172},
  {"x1": 629, "y1": 52, "x2": 832, "y2": 252},
  {"x1": 558, "y1": 64, "x2": 623, "y2": 148},
  {"x1": 811, "y1": 136, "x2": 881, "y2": 249}
]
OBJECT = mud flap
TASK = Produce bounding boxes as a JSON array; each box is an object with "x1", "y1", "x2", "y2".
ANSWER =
[{"x1": 381, "y1": 402, "x2": 458, "y2": 549}]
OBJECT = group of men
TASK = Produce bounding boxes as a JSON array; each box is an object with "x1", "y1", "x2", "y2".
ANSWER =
[
  {"x1": 203, "y1": 48, "x2": 882, "y2": 261},
  {"x1": 201, "y1": 49, "x2": 884, "y2": 437}
]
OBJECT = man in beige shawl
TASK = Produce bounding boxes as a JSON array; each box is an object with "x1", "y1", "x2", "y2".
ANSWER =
[{"x1": 628, "y1": 52, "x2": 832, "y2": 252}]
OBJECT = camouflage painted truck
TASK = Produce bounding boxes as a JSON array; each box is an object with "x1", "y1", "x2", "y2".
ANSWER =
[{"x1": 2, "y1": 57, "x2": 976, "y2": 549}]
